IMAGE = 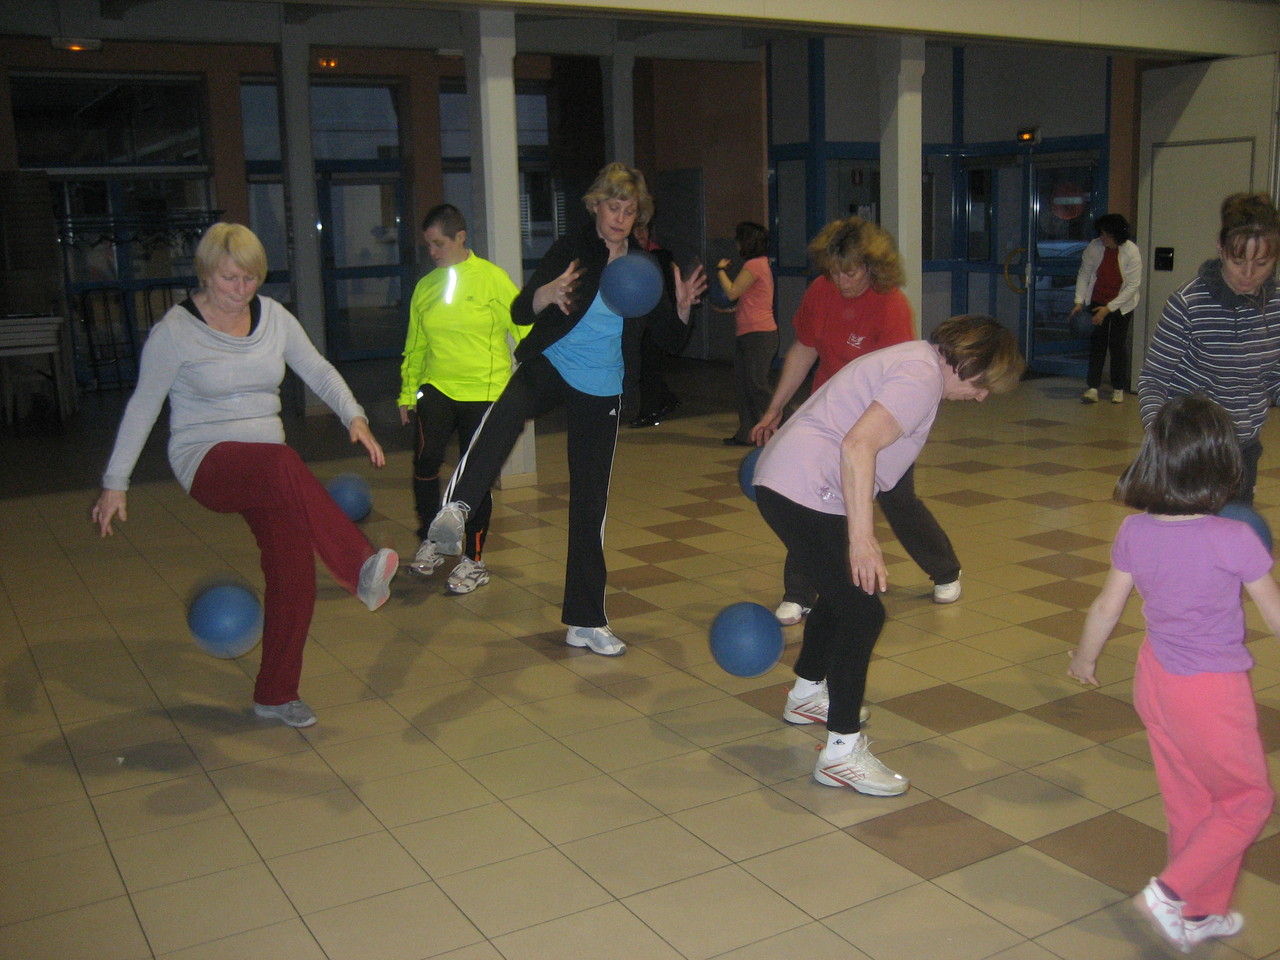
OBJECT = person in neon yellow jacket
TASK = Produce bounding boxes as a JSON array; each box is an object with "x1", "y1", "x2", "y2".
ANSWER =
[{"x1": 398, "y1": 204, "x2": 525, "y2": 594}]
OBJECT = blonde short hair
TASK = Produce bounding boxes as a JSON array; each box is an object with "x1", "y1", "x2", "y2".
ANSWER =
[
  {"x1": 808, "y1": 217, "x2": 906, "y2": 292},
  {"x1": 582, "y1": 162, "x2": 654, "y2": 228},
  {"x1": 194, "y1": 223, "x2": 268, "y2": 286},
  {"x1": 930, "y1": 314, "x2": 1025, "y2": 394}
]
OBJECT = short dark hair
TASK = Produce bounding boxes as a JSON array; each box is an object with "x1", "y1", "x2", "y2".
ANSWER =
[
  {"x1": 735, "y1": 221, "x2": 769, "y2": 259},
  {"x1": 929, "y1": 314, "x2": 1025, "y2": 394},
  {"x1": 1094, "y1": 213, "x2": 1130, "y2": 245},
  {"x1": 421, "y1": 203, "x2": 467, "y2": 237},
  {"x1": 1219, "y1": 192, "x2": 1279, "y2": 261},
  {"x1": 1116, "y1": 395, "x2": 1241, "y2": 514}
]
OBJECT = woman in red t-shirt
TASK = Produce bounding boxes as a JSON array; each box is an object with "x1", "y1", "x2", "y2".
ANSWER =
[{"x1": 751, "y1": 217, "x2": 962, "y2": 625}]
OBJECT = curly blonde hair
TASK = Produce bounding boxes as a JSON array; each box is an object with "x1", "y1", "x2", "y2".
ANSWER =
[
  {"x1": 808, "y1": 217, "x2": 906, "y2": 292},
  {"x1": 582, "y1": 162, "x2": 654, "y2": 228}
]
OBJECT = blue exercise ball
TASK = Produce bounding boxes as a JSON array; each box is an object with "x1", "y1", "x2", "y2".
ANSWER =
[
  {"x1": 187, "y1": 582, "x2": 263, "y2": 659},
  {"x1": 710, "y1": 601, "x2": 784, "y2": 677},
  {"x1": 327, "y1": 472, "x2": 372, "y2": 522},
  {"x1": 1219, "y1": 503, "x2": 1274, "y2": 552},
  {"x1": 1068, "y1": 310, "x2": 1095, "y2": 339},
  {"x1": 738, "y1": 445, "x2": 762, "y2": 501},
  {"x1": 600, "y1": 252, "x2": 664, "y2": 317},
  {"x1": 705, "y1": 278, "x2": 732, "y2": 310}
]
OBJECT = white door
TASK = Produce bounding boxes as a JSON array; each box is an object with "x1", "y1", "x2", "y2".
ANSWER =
[{"x1": 1137, "y1": 54, "x2": 1279, "y2": 359}]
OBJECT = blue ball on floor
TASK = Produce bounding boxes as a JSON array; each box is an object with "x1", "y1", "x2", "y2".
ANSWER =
[
  {"x1": 1219, "y1": 503, "x2": 1273, "y2": 552},
  {"x1": 187, "y1": 582, "x2": 262, "y2": 659},
  {"x1": 327, "y1": 472, "x2": 372, "y2": 522},
  {"x1": 710, "y1": 601, "x2": 784, "y2": 677},
  {"x1": 738, "y1": 445, "x2": 762, "y2": 501},
  {"x1": 600, "y1": 252, "x2": 664, "y2": 317}
]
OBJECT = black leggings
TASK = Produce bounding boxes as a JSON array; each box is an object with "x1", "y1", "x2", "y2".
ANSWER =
[{"x1": 758, "y1": 486, "x2": 885, "y2": 733}]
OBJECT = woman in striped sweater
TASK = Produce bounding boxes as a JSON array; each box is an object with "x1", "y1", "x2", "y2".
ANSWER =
[{"x1": 1137, "y1": 193, "x2": 1280, "y2": 504}]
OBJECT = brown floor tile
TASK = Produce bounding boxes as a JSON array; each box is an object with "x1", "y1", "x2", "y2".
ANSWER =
[
  {"x1": 607, "y1": 592, "x2": 661, "y2": 619},
  {"x1": 1014, "y1": 437, "x2": 1072, "y2": 449},
  {"x1": 1011, "y1": 418, "x2": 1070, "y2": 429},
  {"x1": 845, "y1": 798, "x2": 1021, "y2": 879},
  {"x1": 733, "y1": 681, "x2": 789, "y2": 720},
  {"x1": 941, "y1": 436, "x2": 1004, "y2": 447},
  {"x1": 645, "y1": 518, "x2": 724, "y2": 539},
  {"x1": 1257, "y1": 702, "x2": 1280, "y2": 753},
  {"x1": 1084, "y1": 438, "x2": 1138, "y2": 450},
  {"x1": 1244, "y1": 829, "x2": 1280, "y2": 885},
  {"x1": 936, "y1": 460, "x2": 1003, "y2": 474},
  {"x1": 1030, "y1": 811, "x2": 1165, "y2": 893},
  {"x1": 1024, "y1": 690, "x2": 1144, "y2": 743},
  {"x1": 1022, "y1": 608, "x2": 1089, "y2": 642},
  {"x1": 623, "y1": 541, "x2": 708, "y2": 563},
  {"x1": 932, "y1": 489, "x2": 1005, "y2": 507},
  {"x1": 518, "y1": 494, "x2": 571, "y2": 514},
  {"x1": 685, "y1": 483, "x2": 742, "y2": 501},
  {"x1": 878, "y1": 683, "x2": 1016, "y2": 735},
  {"x1": 496, "y1": 514, "x2": 554, "y2": 532},
  {"x1": 1022, "y1": 553, "x2": 1111, "y2": 579},
  {"x1": 610, "y1": 565, "x2": 685, "y2": 590},
  {"x1": 668, "y1": 500, "x2": 740, "y2": 519},
  {"x1": 1017, "y1": 492, "x2": 1092, "y2": 509},
  {"x1": 1019, "y1": 530, "x2": 1110, "y2": 552},
  {"x1": 1020, "y1": 462, "x2": 1079, "y2": 476},
  {"x1": 1020, "y1": 579, "x2": 1100, "y2": 610}
]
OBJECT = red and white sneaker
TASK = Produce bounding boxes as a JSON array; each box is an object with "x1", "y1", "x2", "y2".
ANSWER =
[
  {"x1": 813, "y1": 733, "x2": 908, "y2": 796},
  {"x1": 783, "y1": 690, "x2": 869, "y2": 726}
]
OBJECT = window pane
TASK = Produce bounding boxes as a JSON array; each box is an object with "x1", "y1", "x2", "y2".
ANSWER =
[
  {"x1": 311, "y1": 85, "x2": 399, "y2": 161},
  {"x1": 439, "y1": 90, "x2": 470, "y2": 157},
  {"x1": 241, "y1": 83, "x2": 281, "y2": 162},
  {"x1": 11, "y1": 75, "x2": 204, "y2": 166},
  {"x1": 516, "y1": 92, "x2": 548, "y2": 147},
  {"x1": 248, "y1": 181, "x2": 288, "y2": 274}
]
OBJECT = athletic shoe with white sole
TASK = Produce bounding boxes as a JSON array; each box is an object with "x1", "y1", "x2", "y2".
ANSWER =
[
  {"x1": 813, "y1": 733, "x2": 908, "y2": 796},
  {"x1": 427, "y1": 501, "x2": 469, "y2": 556},
  {"x1": 357, "y1": 548, "x2": 399, "y2": 611},
  {"x1": 1081, "y1": 387, "x2": 1099, "y2": 404},
  {"x1": 933, "y1": 578, "x2": 962, "y2": 603},
  {"x1": 1112, "y1": 389, "x2": 1125, "y2": 404},
  {"x1": 783, "y1": 690, "x2": 870, "y2": 726},
  {"x1": 408, "y1": 538, "x2": 444, "y2": 577},
  {"x1": 775, "y1": 601, "x2": 811, "y2": 625},
  {"x1": 446, "y1": 557, "x2": 489, "y2": 594},
  {"x1": 253, "y1": 699, "x2": 317, "y2": 728},
  {"x1": 1134, "y1": 878, "x2": 1189, "y2": 953},
  {"x1": 565, "y1": 625, "x2": 626, "y2": 656},
  {"x1": 1184, "y1": 912, "x2": 1243, "y2": 948}
]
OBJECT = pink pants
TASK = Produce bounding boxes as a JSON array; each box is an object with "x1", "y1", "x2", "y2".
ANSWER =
[
  {"x1": 189, "y1": 442, "x2": 374, "y2": 705},
  {"x1": 1134, "y1": 641, "x2": 1274, "y2": 917}
]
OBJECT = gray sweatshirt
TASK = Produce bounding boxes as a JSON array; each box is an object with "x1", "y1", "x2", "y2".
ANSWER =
[{"x1": 103, "y1": 297, "x2": 366, "y2": 492}]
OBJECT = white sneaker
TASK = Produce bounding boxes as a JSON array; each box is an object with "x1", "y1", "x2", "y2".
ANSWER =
[
  {"x1": 813, "y1": 733, "x2": 908, "y2": 796},
  {"x1": 783, "y1": 691, "x2": 870, "y2": 726},
  {"x1": 253, "y1": 699, "x2": 317, "y2": 728},
  {"x1": 427, "y1": 501, "x2": 469, "y2": 556},
  {"x1": 1081, "y1": 387, "x2": 1099, "y2": 404},
  {"x1": 408, "y1": 538, "x2": 444, "y2": 577},
  {"x1": 1111, "y1": 389, "x2": 1125, "y2": 404},
  {"x1": 1184, "y1": 911, "x2": 1243, "y2": 947},
  {"x1": 933, "y1": 578, "x2": 962, "y2": 604},
  {"x1": 775, "y1": 601, "x2": 811, "y2": 625},
  {"x1": 565, "y1": 625, "x2": 626, "y2": 656},
  {"x1": 357, "y1": 548, "x2": 399, "y2": 611},
  {"x1": 1134, "y1": 878, "x2": 1189, "y2": 953},
  {"x1": 446, "y1": 557, "x2": 489, "y2": 594}
]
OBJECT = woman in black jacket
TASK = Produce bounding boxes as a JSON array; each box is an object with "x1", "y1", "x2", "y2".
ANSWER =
[{"x1": 427, "y1": 162, "x2": 706, "y2": 655}]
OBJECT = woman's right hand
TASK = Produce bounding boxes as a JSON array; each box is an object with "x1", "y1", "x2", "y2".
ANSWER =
[
  {"x1": 750, "y1": 409, "x2": 782, "y2": 445},
  {"x1": 532, "y1": 259, "x2": 582, "y2": 315},
  {"x1": 848, "y1": 531, "x2": 887, "y2": 595},
  {"x1": 92, "y1": 489, "x2": 127, "y2": 537},
  {"x1": 398, "y1": 404, "x2": 410, "y2": 426}
]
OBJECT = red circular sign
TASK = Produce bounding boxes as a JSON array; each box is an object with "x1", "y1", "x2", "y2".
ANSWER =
[{"x1": 1051, "y1": 182, "x2": 1086, "y2": 220}]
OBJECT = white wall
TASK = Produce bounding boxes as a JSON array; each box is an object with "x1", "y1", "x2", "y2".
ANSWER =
[{"x1": 963, "y1": 44, "x2": 1108, "y2": 143}]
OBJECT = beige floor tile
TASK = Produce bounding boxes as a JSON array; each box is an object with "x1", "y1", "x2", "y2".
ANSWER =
[
  {"x1": 881, "y1": 736, "x2": 1019, "y2": 797},
  {"x1": 154, "y1": 918, "x2": 326, "y2": 960},
  {"x1": 505, "y1": 773, "x2": 660, "y2": 844},
  {"x1": 611, "y1": 750, "x2": 763, "y2": 813},
  {"x1": 436, "y1": 848, "x2": 612, "y2": 938},
  {"x1": 393, "y1": 802, "x2": 550, "y2": 878},
  {"x1": 623, "y1": 864, "x2": 811, "y2": 960},
  {"x1": 742, "y1": 831, "x2": 919, "y2": 917},
  {"x1": 130, "y1": 862, "x2": 298, "y2": 955},
  {"x1": 491, "y1": 902, "x2": 685, "y2": 960},
  {"x1": 267, "y1": 831, "x2": 429, "y2": 915},
  {"x1": 207, "y1": 748, "x2": 346, "y2": 811},
  {"x1": 110, "y1": 813, "x2": 260, "y2": 892},
  {"x1": 1029, "y1": 744, "x2": 1160, "y2": 807},
  {"x1": 560, "y1": 816, "x2": 729, "y2": 897},
  {"x1": 0, "y1": 796, "x2": 104, "y2": 865},
  {"x1": 949, "y1": 712, "x2": 1097, "y2": 768},
  {"x1": 0, "y1": 896, "x2": 151, "y2": 960},
  {"x1": 92, "y1": 772, "x2": 231, "y2": 840},
  {"x1": 708, "y1": 724, "x2": 827, "y2": 785},
  {"x1": 826, "y1": 881, "x2": 1024, "y2": 960},
  {"x1": 710, "y1": 922, "x2": 874, "y2": 959},
  {"x1": 0, "y1": 841, "x2": 125, "y2": 926},
  {"x1": 672, "y1": 786, "x2": 835, "y2": 861},
  {"x1": 652, "y1": 695, "x2": 780, "y2": 747},
  {"x1": 511, "y1": 685, "x2": 643, "y2": 737},
  {"x1": 235, "y1": 787, "x2": 383, "y2": 859},
  {"x1": 354, "y1": 762, "x2": 496, "y2": 828},
  {"x1": 605, "y1": 668, "x2": 725, "y2": 713},
  {"x1": 935, "y1": 846, "x2": 1122, "y2": 937},
  {"x1": 315, "y1": 726, "x2": 451, "y2": 785},
  {"x1": 459, "y1": 738, "x2": 600, "y2": 799},
  {"x1": 946, "y1": 770, "x2": 1110, "y2": 842},
  {"x1": 412, "y1": 704, "x2": 551, "y2": 761}
]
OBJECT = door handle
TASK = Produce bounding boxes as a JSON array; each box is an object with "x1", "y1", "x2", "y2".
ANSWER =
[{"x1": 1003, "y1": 246, "x2": 1027, "y2": 295}]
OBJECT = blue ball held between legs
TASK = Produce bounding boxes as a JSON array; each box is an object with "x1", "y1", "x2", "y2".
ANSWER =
[
  {"x1": 600, "y1": 251, "x2": 664, "y2": 317},
  {"x1": 738, "y1": 445, "x2": 762, "y2": 501},
  {"x1": 1219, "y1": 503, "x2": 1273, "y2": 552},
  {"x1": 1068, "y1": 310, "x2": 1094, "y2": 339},
  {"x1": 187, "y1": 582, "x2": 263, "y2": 659},
  {"x1": 327, "y1": 472, "x2": 372, "y2": 523},
  {"x1": 710, "y1": 601, "x2": 784, "y2": 677}
]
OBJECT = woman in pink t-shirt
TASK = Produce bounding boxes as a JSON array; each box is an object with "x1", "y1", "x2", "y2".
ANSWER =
[
  {"x1": 717, "y1": 221, "x2": 777, "y2": 445},
  {"x1": 753, "y1": 315, "x2": 1023, "y2": 796}
]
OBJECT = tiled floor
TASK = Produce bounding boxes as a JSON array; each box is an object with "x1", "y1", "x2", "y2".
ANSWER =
[{"x1": 3, "y1": 366, "x2": 1280, "y2": 960}]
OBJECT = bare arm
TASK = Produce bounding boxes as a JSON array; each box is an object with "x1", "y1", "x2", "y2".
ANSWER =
[
  {"x1": 751, "y1": 341, "x2": 819, "y2": 444},
  {"x1": 1068, "y1": 566, "x2": 1134, "y2": 685},
  {"x1": 840, "y1": 401, "x2": 903, "y2": 594},
  {"x1": 1244, "y1": 572, "x2": 1280, "y2": 638},
  {"x1": 716, "y1": 260, "x2": 757, "y2": 301}
]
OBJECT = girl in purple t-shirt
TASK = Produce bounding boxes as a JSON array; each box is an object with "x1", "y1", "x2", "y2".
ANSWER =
[{"x1": 1069, "y1": 395, "x2": 1280, "y2": 953}]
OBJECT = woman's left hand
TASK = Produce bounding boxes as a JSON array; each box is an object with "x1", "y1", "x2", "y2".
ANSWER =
[
  {"x1": 349, "y1": 417, "x2": 385, "y2": 468},
  {"x1": 848, "y1": 532, "x2": 887, "y2": 595},
  {"x1": 672, "y1": 262, "x2": 708, "y2": 323}
]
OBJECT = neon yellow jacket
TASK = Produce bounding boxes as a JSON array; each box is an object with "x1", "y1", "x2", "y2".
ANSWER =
[{"x1": 398, "y1": 252, "x2": 524, "y2": 406}]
